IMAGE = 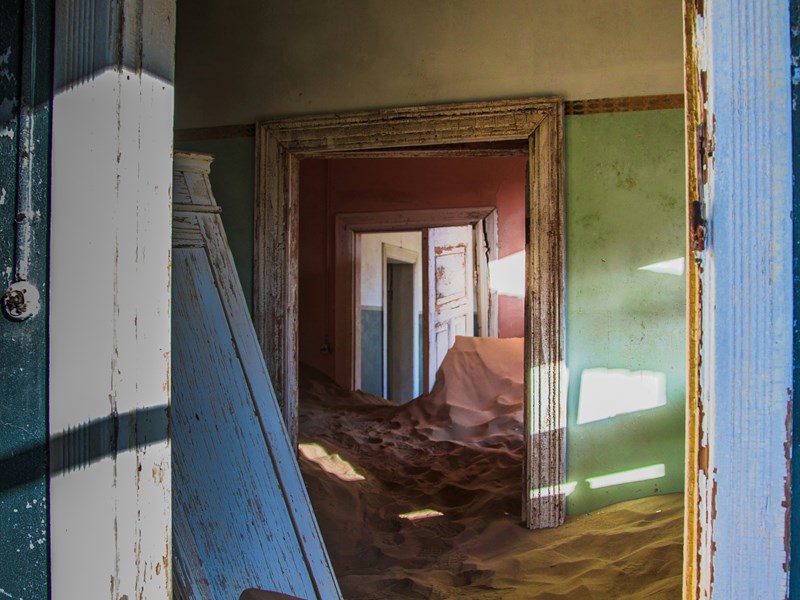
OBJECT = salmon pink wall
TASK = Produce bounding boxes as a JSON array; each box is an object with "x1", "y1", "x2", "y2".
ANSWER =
[{"x1": 298, "y1": 156, "x2": 526, "y2": 379}]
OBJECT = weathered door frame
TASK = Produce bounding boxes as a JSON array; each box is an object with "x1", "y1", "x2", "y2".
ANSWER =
[
  {"x1": 336, "y1": 207, "x2": 495, "y2": 396},
  {"x1": 255, "y1": 98, "x2": 566, "y2": 528},
  {"x1": 683, "y1": 1, "x2": 794, "y2": 597}
]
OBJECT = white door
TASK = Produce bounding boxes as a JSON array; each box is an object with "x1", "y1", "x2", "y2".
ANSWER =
[{"x1": 423, "y1": 225, "x2": 475, "y2": 391}]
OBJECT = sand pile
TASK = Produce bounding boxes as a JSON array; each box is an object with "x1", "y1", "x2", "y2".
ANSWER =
[{"x1": 297, "y1": 337, "x2": 683, "y2": 599}]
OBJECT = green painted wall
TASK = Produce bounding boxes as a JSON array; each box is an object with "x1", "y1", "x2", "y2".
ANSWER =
[
  {"x1": 175, "y1": 108, "x2": 686, "y2": 515},
  {"x1": 564, "y1": 110, "x2": 686, "y2": 513}
]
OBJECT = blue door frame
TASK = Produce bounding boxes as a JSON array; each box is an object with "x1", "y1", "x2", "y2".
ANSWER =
[
  {"x1": 0, "y1": 0, "x2": 52, "y2": 598},
  {"x1": 792, "y1": 0, "x2": 800, "y2": 596}
]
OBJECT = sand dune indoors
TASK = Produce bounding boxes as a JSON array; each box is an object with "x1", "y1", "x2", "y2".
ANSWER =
[{"x1": 297, "y1": 338, "x2": 683, "y2": 599}]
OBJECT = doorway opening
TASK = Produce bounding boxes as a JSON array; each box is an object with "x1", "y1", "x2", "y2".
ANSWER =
[
  {"x1": 256, "y1": 98, "x2": 565, "y2": 530},
  {"x1": 358, "y1": 233, "x2": 423, "y2": 402},
  {"x1": 385, "y1": 252, "x2": 417, "y2": 402},
  {"x1": 357, "y1": 218, "x2": 499, "y2": 404}
]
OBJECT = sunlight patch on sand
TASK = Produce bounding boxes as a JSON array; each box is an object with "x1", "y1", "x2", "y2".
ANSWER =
[
  {"x1": 398, "y1": 509, "x2": 445, "y2": 521},
  {"x1": 298, "y1": 443, "x2": 366, "y2": 482}
]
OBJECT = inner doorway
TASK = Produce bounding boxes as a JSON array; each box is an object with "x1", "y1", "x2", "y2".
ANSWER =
[
  {"x1": 358, "y1": 221, "x2": 493, "y2": 404},
  {"x1": 386, "y1": 258, "x2": 416, "y2": 402}
]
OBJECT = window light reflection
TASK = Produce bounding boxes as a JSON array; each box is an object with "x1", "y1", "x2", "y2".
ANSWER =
[
  {"x1": 577, "y1": 368, "x2": 666, "y2": 425},
  {"x1": 586, "y1": 464, "x2": 665, "y2": 489},
  {"x1": 529, "y1": 481, "x2": 578, "y2": 500},
  {"x1": 638, "y1": 257, "x2": 685, "y2": 276},
  {"x1": 488, "y1": 250, "x2": 525, "y2": 297}
]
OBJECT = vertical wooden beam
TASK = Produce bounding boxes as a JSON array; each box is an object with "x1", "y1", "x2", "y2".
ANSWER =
[
  {"x1": 255, "y1": 130, "x2": 298, "y2": 443},
  {"x1": 524, "y1": 107, "x2": 567, "y2": 529},
  {"x1": 49, "y1": 0, "x2": 175, "y2": 597},
  {"x1": 686, "y1": 0, "x2": 793, "y2": 597},
  {"x1": 682, "y1": 1, "x2": 703, "y2": 596}
]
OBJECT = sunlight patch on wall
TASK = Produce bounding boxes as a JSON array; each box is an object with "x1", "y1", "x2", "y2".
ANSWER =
[
  {"x1": 529, "y1": 481, "x2": 578, "y2": 500},
  {"x1": 488, "y1": 250, "x2": 525, "y2": 297},
  {"x1": 298, "y1": 443, "x2": 366, "y2": 482},
  {"x1": 586, "y1": 464, "x2": 666, "y2": 489},
  {"x1": 637, "y1": 256, "x2": 685, "y2": 276},
  {"x1": 577, "y1": 368, "x2": 666, "y2": 425}
]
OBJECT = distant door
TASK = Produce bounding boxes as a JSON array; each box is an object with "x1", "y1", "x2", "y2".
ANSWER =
[
  {"x1": 386, "y1": 261, "x2": 416, "y2": 402},
  {"x1": 423, "y1": 225, "x2": 475, "y2": 391}
]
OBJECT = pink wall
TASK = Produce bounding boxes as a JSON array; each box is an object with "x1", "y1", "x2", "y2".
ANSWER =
[{"x1": 299, "y1": 156, "x2": 526, "y2": 379}]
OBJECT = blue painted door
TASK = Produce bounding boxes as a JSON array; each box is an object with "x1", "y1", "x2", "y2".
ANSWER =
[{"x1": 0, "y1": 1, "x2": 53, "y2": 598}]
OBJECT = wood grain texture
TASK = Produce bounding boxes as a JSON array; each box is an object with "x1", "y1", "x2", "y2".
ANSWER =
[
  {"x1": 255, "y1": 98, "x2": 565, "y2": 528},
  {"x1": 683, "y1": 2, "x2": 703, "y2": 596},
  {"x1": 523, "y1": 106, "x2": 567, "y2": 529},
  {"x1": 49, "y1": 2, "x2": 174, "y2": 597},
  {"x1": 687, "y1": 1, "x2": 794, "y2": 598},
  {"x1": 173, "y1": 95, "x2": 686, "y2": 143},
  {"x1": 173, "y1": 152, "x2": 341, "y2": 600}
]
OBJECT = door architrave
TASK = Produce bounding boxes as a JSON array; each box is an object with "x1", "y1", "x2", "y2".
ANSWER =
[{"x1": 255, "y1": 97, "x2": 565, "y2": 528}]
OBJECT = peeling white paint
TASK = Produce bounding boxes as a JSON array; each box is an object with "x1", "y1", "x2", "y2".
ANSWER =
[
  {"x1": 0, "y1": 127, "x2": 14, "y2": 140},
  {"x1": 0, "y1": 188, "x2": 7, "y2": 205}
]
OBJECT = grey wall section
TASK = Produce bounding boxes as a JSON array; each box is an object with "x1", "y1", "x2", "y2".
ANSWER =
[
  {"x1": 174, "y1": 0, "x2": 684, "y2": 128},
  {"x1": 176, "y1": 137, "x2": 255, "y2": 310},
  {"x1": 359, "y1": 307, "x2": 383, "y2": 397}
]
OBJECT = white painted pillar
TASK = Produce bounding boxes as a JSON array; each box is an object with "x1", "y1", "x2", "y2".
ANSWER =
[{"x1": 49, "y1": 1, "x2": 175, "y2": 597}]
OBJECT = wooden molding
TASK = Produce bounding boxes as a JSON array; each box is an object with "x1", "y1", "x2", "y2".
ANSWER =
[
  {"x1": 175, "y1": 94, "x2": 685, "y2": 142},
  {"x1": 565, "y1": 94, "x2": 684, "y2": 115},
  {"x1": 255, "y1": 97, "x2": 566, "y2": 529}
]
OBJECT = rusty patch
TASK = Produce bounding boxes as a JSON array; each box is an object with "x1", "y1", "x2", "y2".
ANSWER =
[{"x1": 690, "y1": 200, "x2": 707, "y2": 255}]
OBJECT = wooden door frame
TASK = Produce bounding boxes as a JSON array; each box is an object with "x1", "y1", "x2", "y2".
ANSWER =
[
  {"x1": 683, "y1": 1, "x2": 794, "y2": 597},
  {"x1": 255, "y1": 97, "x2": 565, "y2": 528},
  {"x1": 336, "y1": 208, "x2": 495, "y2": 399}
]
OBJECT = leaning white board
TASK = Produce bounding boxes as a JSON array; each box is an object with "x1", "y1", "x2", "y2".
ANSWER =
[{"x1": 171, "y1": 152, "x2": 341, "y2": 599}]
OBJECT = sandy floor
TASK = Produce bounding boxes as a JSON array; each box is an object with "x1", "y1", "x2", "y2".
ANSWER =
[{"x1": 297, "y1": 338, "x2": 683, "y2": 599}]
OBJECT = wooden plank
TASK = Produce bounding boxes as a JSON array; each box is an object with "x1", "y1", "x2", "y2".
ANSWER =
[
  {"x1": 48, "y1": 1, "x2": 174, "y2": 597},
  {"x1": 686, "y1": 1, "x2": 794, "y2": 597},
  {"x1": 172, "y1": 249, "x2": 318, "y2": 599},
  {"x1": 524, "y1": 106, "x2": 567, "y2": 529},
  {"x1": 173, "y1": 151, "x2": 340, "y2": 600},
  {"x1": 173, "y1": 95, "x2": 686, "y2": 145}
]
